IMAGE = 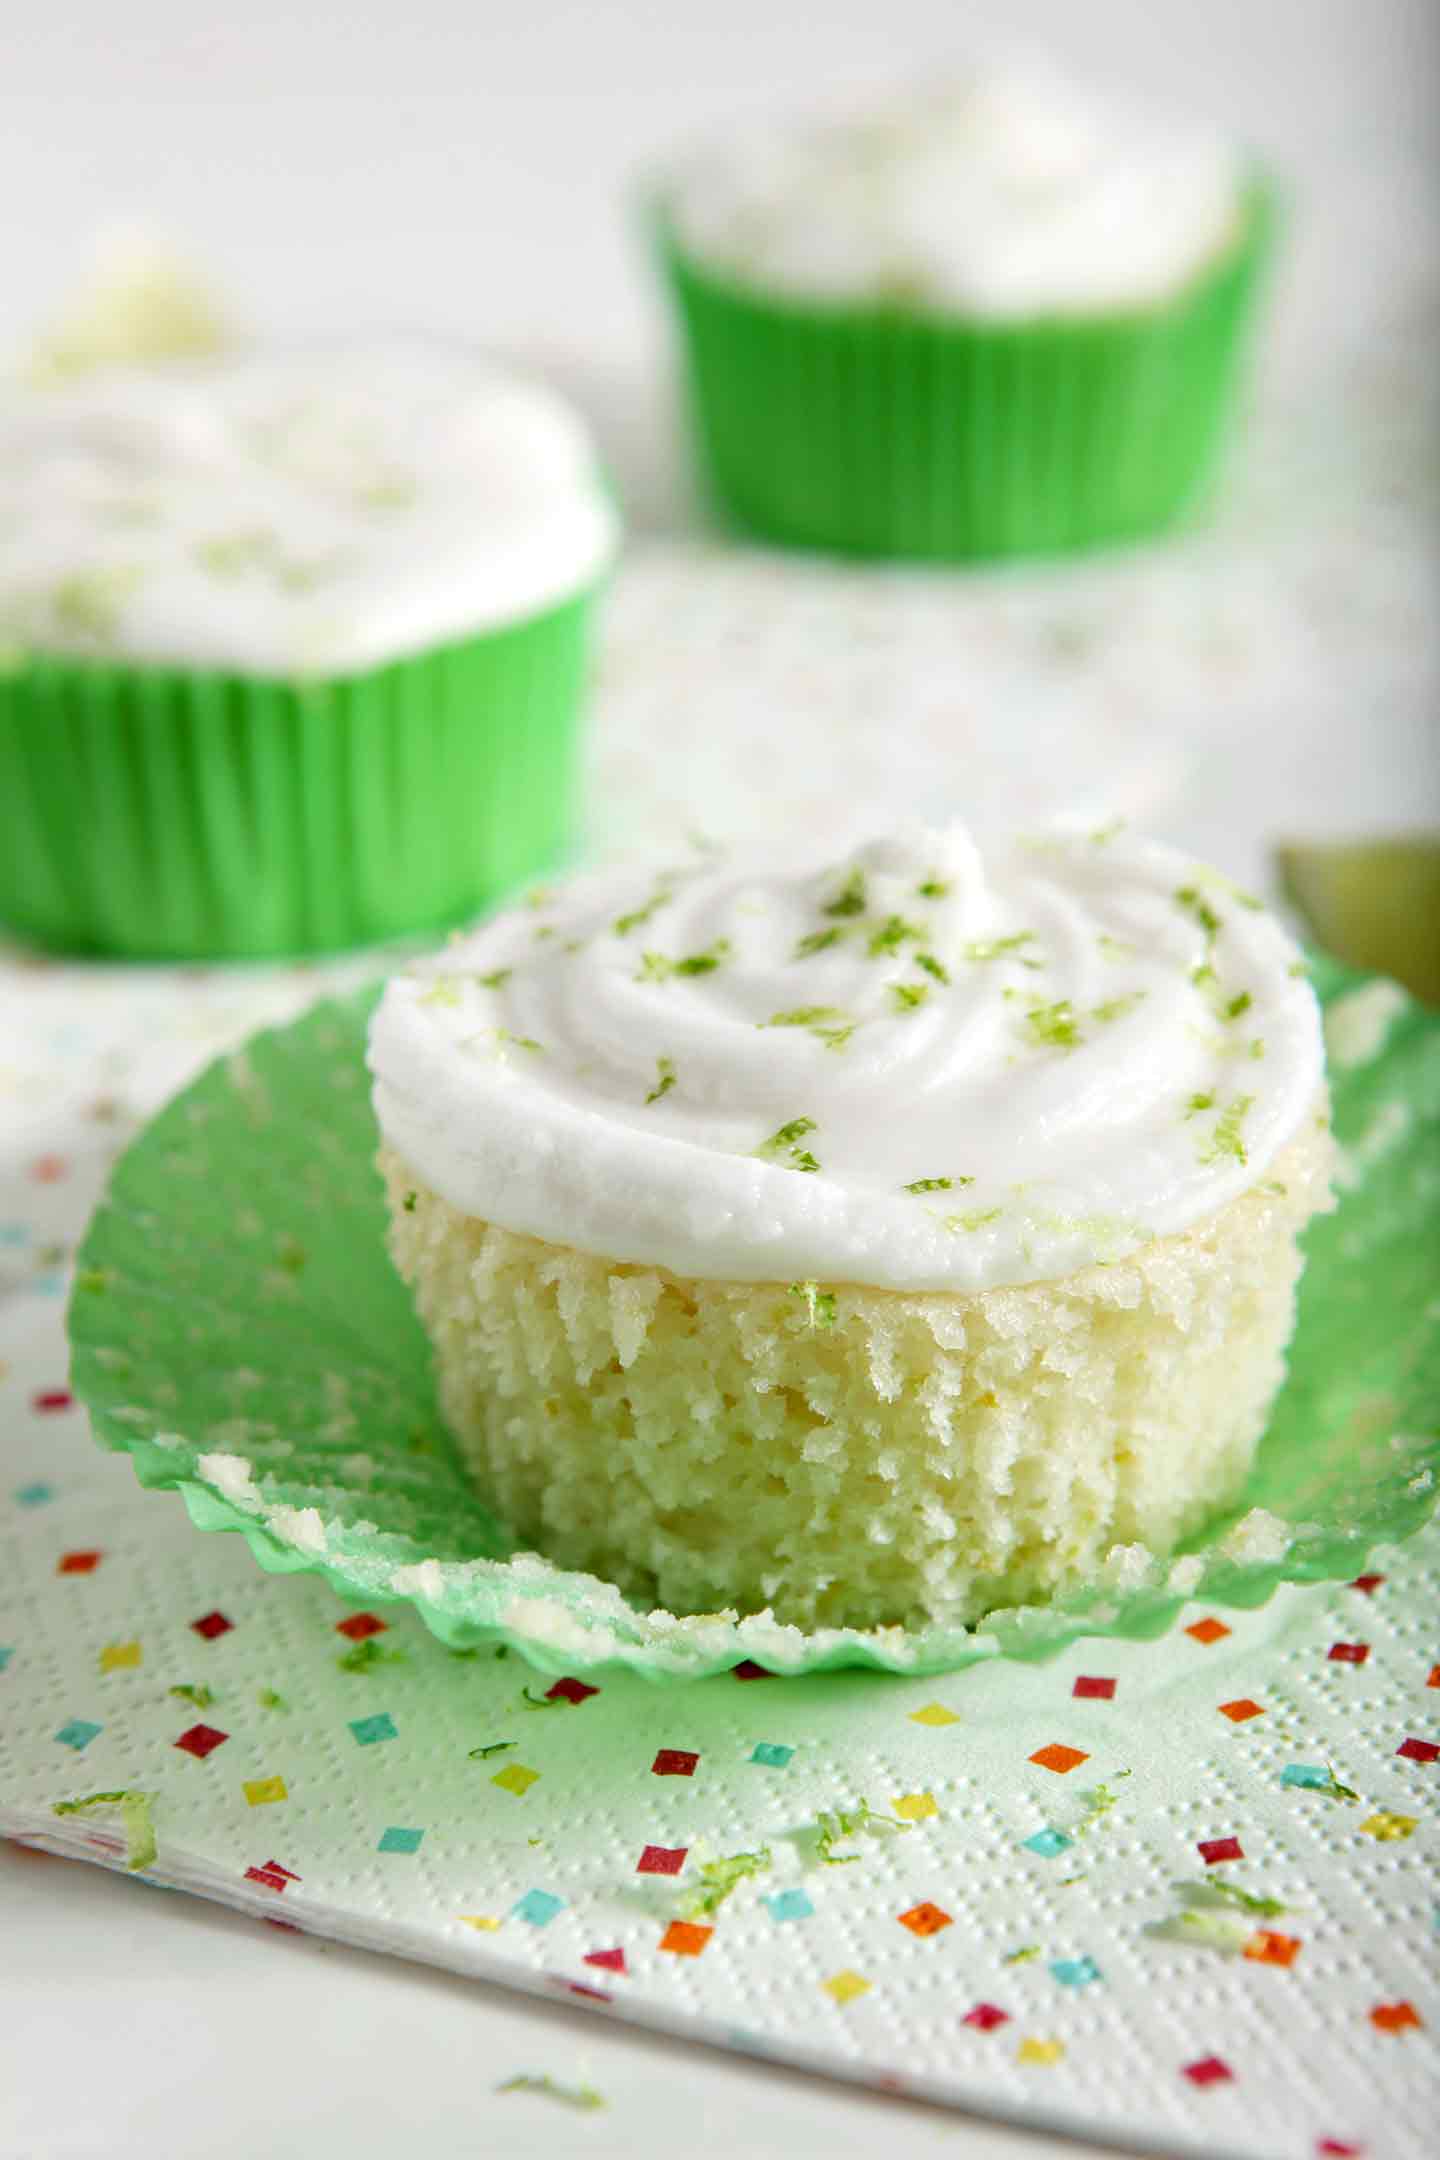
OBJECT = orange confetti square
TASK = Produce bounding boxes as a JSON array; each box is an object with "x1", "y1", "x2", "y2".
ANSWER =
[
  {"x1": 1371, "y1": 2001, "x2": 1422, "y2": 2035},
  {"x1": 1219, "y1": 1698, "x2": 1266, "y2": 1723},
  {"x1": 823, "y1": 1969, "x2": 871, "y2": 2004},
  {"x1": 659, "y1": 1920, "x2": 712, "y2": 1958},
  {"x1": 242, "y1": 1776, "x2": 287, "y2": 1806},
  {"x1": 898, "y1": 1901, "x2": 952, "y2": 1938},
  {"x1": 1029, "y1": 1743, "x2": 1089, "y2": 1775},
  {"x1": 99, "y1": 1640, "x2": 142, "y2": 1673},
  {"x1": 1427, "y1": 1664, "x2": 1440, "y2": 1689},
  {"x1": 1244, "y1": 1930, "x2": 1302, "y2": 1968},
  {"x1": 1186, "y1": 1618, "x2": 1231, "y2": 1645}
]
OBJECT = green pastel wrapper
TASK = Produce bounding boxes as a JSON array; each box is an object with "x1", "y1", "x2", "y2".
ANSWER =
[
  {"x1": 67, "y1": 953, "x2": 1438, "y2": 1683},
  {"x1": 656, "y1": 187, "x2": 1274, "y2": 562},
  {"x1": 0, "y1": 588, "x2": 597, "y2": 959}
]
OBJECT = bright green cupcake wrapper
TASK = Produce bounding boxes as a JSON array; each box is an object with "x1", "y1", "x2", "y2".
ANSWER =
[
  {"x1": 0, "y1": 588, "x2": 598, "y2": 960},
  {"x1": 657, "y1": 190, "x2": 1273, "y2": 561},
  {"x1": 66, "y1": 950, "x2": 1439, "y2": 1683}
]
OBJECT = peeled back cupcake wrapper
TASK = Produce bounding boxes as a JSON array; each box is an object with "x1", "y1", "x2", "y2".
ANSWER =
[
  {"x1": 0, "y1": 591, "x2": 596, "y2": 959},
  {"x1": 657, "y1": 188, "x2": 1273, "y2": 562},
  {"x1": 67, "y1": 952, "x2": 1440, "y2": 1682}
]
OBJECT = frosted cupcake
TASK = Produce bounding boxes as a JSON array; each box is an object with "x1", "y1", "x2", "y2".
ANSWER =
[
  {"x1": 656, "y1": 61, "x2": 1272, "y2": 560},
  {"x1": 370, "y1": 821, "x2": 1332, "y2": 1632},
  {"x1": 0, "y1": 339, "x2": 617, "y2": 957}
]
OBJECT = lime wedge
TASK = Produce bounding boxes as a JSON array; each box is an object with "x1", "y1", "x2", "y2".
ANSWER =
[{"x1": 1277, "y1": 834, "x2": 1440, "y2": 1004}]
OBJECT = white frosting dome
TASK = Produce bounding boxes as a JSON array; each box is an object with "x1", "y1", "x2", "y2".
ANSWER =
[
  {"x1": 0, "y1": 339, "x2": 617, "y2": 674},
  {"x1": 667, "y1": 63, "x2": 1244, "y2": 316},
  {"x1": 369, "y1": 822, "x2": 1324, "y2": 1292}
]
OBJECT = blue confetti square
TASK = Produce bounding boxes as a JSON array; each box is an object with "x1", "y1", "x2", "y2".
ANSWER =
[
  {"x1": 55, "y1": 1718, "x2": 102, "y2": 1751},
  {"x1": 15, "y1": 1483, "x2": 55, "y2": 1507},
  {"x1": 0, "y1": 1223, "x2": 27, "y2": 1247},
  {"x1": 1023, "y1": 1827, "x2": 1073, "y2": 1858},
  {"x1": 1050, "y1": 1955, "x2": 1102, "y2": 1989},
  {"x1": 512, "y1": 1888, "x2": 564, "y2": 1927},
  {"x1": 0, "y1": 1648, "x2": 14, "y2": 1673},
  {"x1": 377, "y1": 1826, "x2": 424, "y2": 1855},
  {"x1": 750, "y1": 1742, "x2": 794, "y2": 1768},
  {"x1": 1280, "y1": 1763, "x2": 1332, "y2": 1790},
  {"x1": 764, "y1": 1888, "x2": 814, "y2": 1923},
  {"x1": 348, "y1": 1712, "x2": 397, "y2": 1747}
]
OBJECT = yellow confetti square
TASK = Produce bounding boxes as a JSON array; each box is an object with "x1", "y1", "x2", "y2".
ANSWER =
[
  {"x1": 1360, "y1": 1811, "x2": 1417, "y2": 1841},
  {"x1": 243, "y1": 1776, "x2": 287, "y2": 1806},
  {"x1": 823, "y1": 1969, "x2": 871, "y2": 2005},
  {"x1": 909, "y1": 1702, "x2": 959, "y2": 1727},
  {"x1": 99, "y1": 1640, "x2": 142, "y2": 1673},
  {"x1": 893, "y1": 1791, "x2": 939, "y2": 1822},
  {"x1": 459, "y1": 1913, "x2": 501, "y2": 1931},
  {"x1": 1018, "y1": 2038, "x2": 1065, "y2": 2066},
  {"x1": 491, "y1": 1763, "x2": 540, "y2": 1797}
]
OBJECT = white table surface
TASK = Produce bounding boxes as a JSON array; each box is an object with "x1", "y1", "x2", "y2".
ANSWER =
[{"x1": 1, "y1": 4, "x2": 1436, "y2": 2156}]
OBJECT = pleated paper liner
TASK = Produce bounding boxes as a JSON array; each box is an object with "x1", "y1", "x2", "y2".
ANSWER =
[
  {"x1": 65, "y1": 951, "x2": 1439, "y2": 1682},
  {"x1": 0, "y1": 586, "x2": 598, "y2": 960},
  {"x1": 655, "y1": 187, "x2": 1274, "y2": 562}
]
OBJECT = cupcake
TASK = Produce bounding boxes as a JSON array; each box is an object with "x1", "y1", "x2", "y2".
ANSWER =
[
  {"x1": 0, "y1": 339, "x2": 617, "y2": 958},
  {"x1": 655, "y1": 61, "x2": 1272, "y2": 561},
  {"x1": 369, "y1": 820, "x2": 1332, "y2": 1632}
]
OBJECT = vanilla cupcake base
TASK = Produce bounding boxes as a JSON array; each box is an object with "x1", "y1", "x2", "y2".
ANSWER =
[{"x1": 380, "y1": 1113, "x2": 1333, "y2": 1633}]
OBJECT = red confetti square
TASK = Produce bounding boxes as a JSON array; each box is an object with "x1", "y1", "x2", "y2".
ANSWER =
[
  {"x1": 1349, "y1": 1574, "x2": 1385, "y2": 1595},
  {"x1": 562, "y1": 1982, "x2": 611, "y2": 2002},
  {"x1": 1218, "y1": 1698, "x2": 1265, "y2": 1723},
  {"x1": 1029, "y1": 1743, "x2": 1089, "y2": 1774},
  {"x1": 1183, "y1": 2056, "x2": 1234, "y2": 2087},
  {"x1": 1245, "y1": 1930, "x2": 1302, "y2": 1968},
  {"x1": 584, "y1": 1947, "x2": 627, "y2": 1975},
  {"x1": 546, "y1": 1677, "x2": 599, "y2": 1704},
  {"x1": 1316, "y1": 2143, "x2": 1364, "y2": 2157},
  {"x1": 190, "y1": 1610, "x2": 233, "y2": 1640},
  {"x1": 335, "y1": 1612, "x2": 387, "y2": 1641},
  {"x1": 652, "y1": 1748, "x2": 700, "y2": 1777},
  {"x1": 636, "y1": 1844, "x2": 688, "y2": 1876},
  {"x1": 57, "y1": 1550, "x2": 102, "y2": 1576},
  {"x1": 1197, "y1": 1836, "x2": 1244, "y2": 1865},
  {"x1": 732, "y1": 1659, "x2": 773, "y2": 1680},
  {"x1": 963, "y1": 2003, "x2": 1010, "y2": 2032},
  {"x1": 174, "y1": 1722, "x2": 229, "y2": 1759},
  {"x1": 659, "y1": 1919, "x2": 712, "y2": 1957},
  {"x1": 898, "y1": 1902, "x2": 952, "y2": 1938},
  {"x1": 244, "y1": 1860, "x2": 300, "y2": 1893},
  {"x1": 1072, "y1": 1675, "x2": 1116, "y2": 1700},
  {"x1": 1186, "y1": 1617, "x2": 1231, "y2": 1644},
  {"x1": 29, "y1": 1155, "x2": 68, "y2": 1183},
  {"x1": 1396, "y1": 1737, "x2": 1438, "y2": 1764},
  {"x1": 1327, "y1": 1642, "x2": 1370, "y2": 1665},
  {"x1": 1370, "y1": 2001, "x2": 1421, "y2": 2034},
  {"x1": 31, "y1": 1389, "x2": 73, "y2": 1414}
]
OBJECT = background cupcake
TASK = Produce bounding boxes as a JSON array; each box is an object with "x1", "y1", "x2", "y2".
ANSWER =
[
  {"x1": 0, "y1": 336, "x2": 617, "y2": 958},
  {"x1": 656, "y1": 59, "x2": 1272, "y2": 560}
]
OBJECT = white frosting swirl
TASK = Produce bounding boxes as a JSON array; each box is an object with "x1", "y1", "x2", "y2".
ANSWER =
[
  {"x1": 0, "y1": 338, "x2": 616, "y2": 674},
  {"x1": 369, "y1": 822, "x2": 1323, "y2": 1292},
  {"x1": 667, "y1": 62, "x2": 1244, "y2": 317}
]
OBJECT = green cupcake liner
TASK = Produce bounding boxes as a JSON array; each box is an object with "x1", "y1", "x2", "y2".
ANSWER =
[
  {"x1": 656, "y1": 189, "x2": 1274, "y2": 562},
  {"x1": 0, "y1": 587, "x2": 599, "y2": 960},
  {"x1": 66, "y1": 951, "x2": 1440, "y2": 1682}
]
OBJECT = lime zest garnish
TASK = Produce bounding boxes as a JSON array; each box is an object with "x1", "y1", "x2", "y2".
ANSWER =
[
  {"x1": 1176, "y1": 885, "x2": 1223, "y2": 938},
  {"x1": 868, "y1": 915, "x2": 924, "y2": 957},
  {"x1": 613, "y1": 880, "x2": 674, "y2": 938},
  {"x1": 1198, "y1": 1095, "x2": 1254, "y2": 1165},
  {"x1": 915, "y1": 952, "x2": 950, "y2": 985},
  {"x1": 1185, "y1": 1092, "x2": 1216, "y2": 1118},
  {"x1": 51, "y1": 565, "x2": 144, "y2": 643},
  {"x1": 789, "y1": 1281, "x2": 837, "y2": 1329},
  {"x1": 822, "y1": 869, "x2": 868, "y2": 919},
  {"x1": 903, "y1": 1176, "x2": 967, "y2": 1193},
  {"x1": 917, "y1": 876, "x2": 951, "y2": 899},
  {"x1": 891, "y1": 982, "x2": 929, "y2": 1012},
  {"x1": 478, "y1": 968, "x2": 512, "y2": 991},
  {"x1": 814, "y1": 1800, "x2": 912, "y2": 1865},
  {"x1": 681, "y1": 1847, "x2": 772, "y2": 1917},
  {"x1": 638, "y1": 939, "x2": 731, "y2": 982},
  {"x1": 1023, "y1": 1000, "x2": 1083, "y2": 1050},
  {"x1": 401, "y1": 1191, "x2": 417, "y2": 1212},
  {"x1": 1224, "y1": 990, "x2": 1253, "y2": 1020},
  {"x1": 945, "y1": 1207, "x2": 1002, "y2": 1233},
  {"x1": 763, "y1": 1005, "x2": 846, "y2": 1029},
  {"x1": 495, "y1": 1029, "x2": 544, "y2": 1056},
  {"x1": 965, "y1": 932, "x2": 1035, "y2": 962},
  {"x1": 645, "y1": 1056, "x2": 676, "y2": 1105},
  {"x1": 1091, "y1": 992, "x2": 1146, "y2": 1024},
  {"x1": 757, "y1": 1117, "x2": 822, "y2": 1174},
  {"x1": 795, "y1": 925, "x2": 847, "y2": 959},
  {"x1": 53, "y1": 1789, "x2": 158, "y2": 1872}
]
